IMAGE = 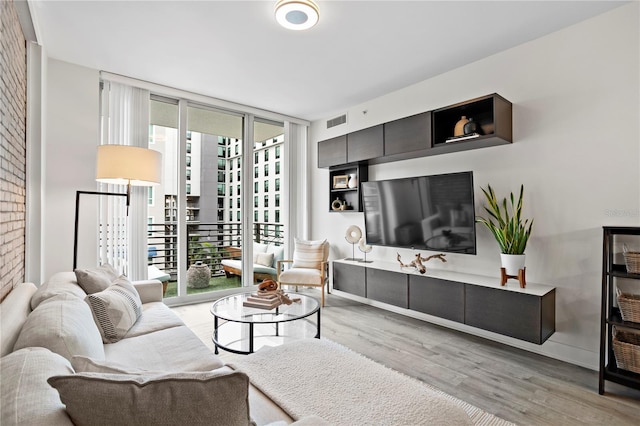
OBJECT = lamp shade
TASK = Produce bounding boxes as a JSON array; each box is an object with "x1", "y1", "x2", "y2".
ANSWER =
[{"x1": 96, "y1": 145, "x2": 162, "y2": 186}]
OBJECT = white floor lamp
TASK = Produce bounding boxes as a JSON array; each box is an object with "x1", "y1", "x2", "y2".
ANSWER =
[{"x1": 73, "y1": 145, "x2": 162, "y2": 270}]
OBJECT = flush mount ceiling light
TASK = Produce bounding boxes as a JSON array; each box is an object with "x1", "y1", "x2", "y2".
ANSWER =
[{"x1": 275, "y1": 0, "x2": 319, "y2": 30}]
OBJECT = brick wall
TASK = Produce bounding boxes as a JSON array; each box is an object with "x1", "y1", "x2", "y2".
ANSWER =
[{"x1": 0, "y1": 0, "x2": 27, "y2": 301}]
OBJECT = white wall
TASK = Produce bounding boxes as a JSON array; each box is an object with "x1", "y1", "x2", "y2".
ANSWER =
[
  {"x1": 309, "y1": 4, "x2": 640, "y2": 369},
  {"x1": 43, "y1": 59, "x2": 100, "y2": 279}
]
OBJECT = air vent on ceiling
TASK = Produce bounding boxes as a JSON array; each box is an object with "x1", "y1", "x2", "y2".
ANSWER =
[{"x1": 327, "y1": 114, "x2": 347, "y2": 129}]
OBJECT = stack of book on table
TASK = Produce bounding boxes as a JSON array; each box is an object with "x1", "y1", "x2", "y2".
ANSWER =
[{"x1": 243, "y1": 291, "x2": 281, "y2": 310}]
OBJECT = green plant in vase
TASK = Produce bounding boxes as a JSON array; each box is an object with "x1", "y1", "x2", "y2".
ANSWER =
[{"x1": 476, "y1": 184, "x2": 534, "y2": 278}]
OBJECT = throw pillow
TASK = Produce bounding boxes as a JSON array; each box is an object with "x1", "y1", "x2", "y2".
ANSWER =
[
  {"x1": 74, "y1": 263, "x2": 119, "y2": 294},
  {"x1": 85, "y1": 276, "x2": 143, "y2": 343},
  {"x1": 256, "y1": 252, "x2": 275, "y2": 268},
  {"x1": 292, "y1": 238, "x2": 327, "y2": 269},
  {"x1": 1, "y1": 348, "x2": 75, "y2": 425},
  {"x1": 48, "y1": 370, "x2": 252, "y2": 426}
]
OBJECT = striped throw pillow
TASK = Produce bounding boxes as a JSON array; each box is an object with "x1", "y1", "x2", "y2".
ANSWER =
[
  {"x1": 85, "y1": 276, "x2": 142, "y2": 343},
  {"x1": 292, "y1": 238, "x2": 327, "y2": 269}
]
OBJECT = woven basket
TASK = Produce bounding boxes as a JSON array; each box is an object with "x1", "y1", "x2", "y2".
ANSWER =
[
  {"x1": 613, "y1": 327, "x2": 640, "y2": 374},
  {"x1": 623, "y1": 251, "x2": 640, "y2": 274},
  {"x1": 617, "y1": 288, "x2": 640, "y2": 323}
]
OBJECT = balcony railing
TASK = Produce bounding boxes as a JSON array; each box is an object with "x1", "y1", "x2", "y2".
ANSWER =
[{"x1": 147, "y1": 222, "x2": 284, "y2": 278}]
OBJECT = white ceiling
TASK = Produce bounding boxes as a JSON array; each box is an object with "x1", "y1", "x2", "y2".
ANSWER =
[{"x1": 29, "y1": 0, "x2": 627, "y2": 121}]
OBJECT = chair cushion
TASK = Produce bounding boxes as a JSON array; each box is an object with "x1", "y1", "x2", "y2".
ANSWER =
[
  {"x1": 292, "y1": 238, "x2": 327, "y2": 269},
  {"x1": 74, "y1": 263, "x2": 119, "y2": 294},
  {"x1": 85, "y1": 276, "x2": 143, "y2": 343},
  {"x1": 266, "y1": 245, "x2": 285, "y2": 268},
  {"x1": 14, "y1": 293, "x2": 105, "y2": 362},
  {"x1": 279, "y1": 268, "x2": 323, "y2": 285},
  {"x1": 256, "y1": 252, "x2": 274, "y2": 267},
  {"x1": 0, "y1": 348, "x2": 74, "y2": 426},
  {"x1": 48, "y1": 370, "x2": 252, "y2": 426}
]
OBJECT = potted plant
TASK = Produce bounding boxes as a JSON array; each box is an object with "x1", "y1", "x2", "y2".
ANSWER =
[
  {"x1": 476, "y1": 184, "x2": 534, "y2": 276},
  {"x1": 187, "y1": 237, "x2": 214, "y2": 289}
]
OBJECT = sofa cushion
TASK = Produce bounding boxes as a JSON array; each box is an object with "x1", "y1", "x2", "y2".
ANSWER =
[
  {"x1": 0, "y1": 282, "x2": 37, "y2": 357},
  {"x1": 85, "y1": 276, "x2": 143, "y2": 343},
  {"x1": 0, "y1": 347, "x2": 74, "y2": 425},
  {"x1": 292, "y1": 238, "x2": 327, "y2": 269},
  {"x1": 71, "y1": 355, "x2": 157, "y2": 374},
  {"x1": 74, "y1": 263, "x2": 119, "y2": 294},
  {"x1": 48, "y1": 370, "x2": 252, "y2": 426},
  {"x1": 104, "y1": 325, "x2": 224, "y2": 371},
  {"x1": 14, "y1": 293, "x2": 105, "y2": 362},
  {"x1": 31, "y1": 272, "x2": 87, "y2": 310},
  {"x1": 124, "y1": 301, "x2": 184, "y2": 338}
]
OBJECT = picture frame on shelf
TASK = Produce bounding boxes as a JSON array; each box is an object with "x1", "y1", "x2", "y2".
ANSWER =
[{"x1": 333, "y1": 175, "x2": 349, "y2": 189}]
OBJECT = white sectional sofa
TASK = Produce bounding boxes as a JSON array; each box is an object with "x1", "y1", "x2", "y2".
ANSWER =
[{"x1": 0, "y1": 271, "x2": 301, "y2": 426}]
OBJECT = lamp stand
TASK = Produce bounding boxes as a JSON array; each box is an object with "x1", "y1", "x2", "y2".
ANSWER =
[{"x1": 73, "y1": 190, "x2": 129, "y2": 270}]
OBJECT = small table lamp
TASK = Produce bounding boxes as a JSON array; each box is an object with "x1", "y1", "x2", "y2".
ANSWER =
[{"x1": 73, "y1": 145, "x2": 162, "y2": 270}]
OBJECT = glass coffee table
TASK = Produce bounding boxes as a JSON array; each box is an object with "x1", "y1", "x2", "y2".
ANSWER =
[{"x1": 210, "y1": 292, "x2": 320, "y2": 355}]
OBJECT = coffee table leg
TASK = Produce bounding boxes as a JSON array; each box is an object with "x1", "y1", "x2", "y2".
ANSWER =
[
  {"x1": 214, "y1": 315, "x2": 219, "y2": 354},
  {"x1": 249, "y1": 323, "x2": 254, "y2": 354},
  {"x1": 316, "y1": 309, "x2": 321, "y2": 339}
]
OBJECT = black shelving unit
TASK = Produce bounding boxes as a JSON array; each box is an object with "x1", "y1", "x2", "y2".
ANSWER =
[
  {"x1": 599, "y1": 226, "x2": 640, "y2": 394},
  {"x1": 328, "y1": 164, "x2": 367, "y2": 213}
]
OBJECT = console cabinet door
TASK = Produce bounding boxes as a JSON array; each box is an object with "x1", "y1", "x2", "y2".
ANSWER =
[
  {"x1": 383, "y1": 112, "x2": 431, "y2": 157},
  {"x1": 333, "y1": 262, "x2": 366, "y2": 297},
  {"x1": 366, "y1": 268, "x2": 408, "y2": 308},
  {"x1": 347, "y1": 125, "x2": 384, "y2": 163},
  {"x1": 409, "y1": 276, "x2": 464, "y2": 323},
  {"x1": 465, "y1": 285, "x2": 555, "y2": 344},
  {"x1": 318, "y1": 135, "x2": 347, "y2": 168}
]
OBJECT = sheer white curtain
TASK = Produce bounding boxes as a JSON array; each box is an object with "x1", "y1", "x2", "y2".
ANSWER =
[
  {"x1": 284, "y1": 122, "x2": 309, "y2": 253},
  {"x1": 99, "y1": 80, "x2": 150, "y2": 280}
]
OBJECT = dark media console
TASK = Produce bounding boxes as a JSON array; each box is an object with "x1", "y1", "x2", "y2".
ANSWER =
[{"x1": 332, "y1": 259, "x2": 556, "y2": 345}]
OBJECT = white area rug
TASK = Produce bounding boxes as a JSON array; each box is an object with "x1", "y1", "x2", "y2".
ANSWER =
[{"x1": 230, "y1": 338, "x2": 514, "y2": 426}]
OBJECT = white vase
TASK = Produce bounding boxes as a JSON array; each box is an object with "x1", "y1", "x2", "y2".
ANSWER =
[
  {"x1": 500, "y1": 253, "x2": 525, "y2": 276},
  {"x1": 348, "y1": 173, "x2": 357, "y2": 189}
]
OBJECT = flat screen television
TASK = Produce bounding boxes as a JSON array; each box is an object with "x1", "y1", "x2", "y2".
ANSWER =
[{"x1": 361, "y1": 171, "x2": 477, "y2": 254}]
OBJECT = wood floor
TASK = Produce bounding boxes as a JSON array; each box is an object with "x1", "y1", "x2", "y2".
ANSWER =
[{"x1": 172, "y1": 289, "x2": 640, "y2": 425}]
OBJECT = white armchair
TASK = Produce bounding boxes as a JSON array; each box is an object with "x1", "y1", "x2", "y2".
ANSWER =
[{"x1": 277, "y1": 239, "x2": 330, "y2": 307}]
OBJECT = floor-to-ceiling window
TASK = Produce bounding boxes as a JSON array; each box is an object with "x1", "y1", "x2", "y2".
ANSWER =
[{"x1": 147, "y1": 96, "x2": 285, "y2": 302}]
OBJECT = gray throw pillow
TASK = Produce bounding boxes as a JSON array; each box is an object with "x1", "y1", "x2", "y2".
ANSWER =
[
  {"x1": 48, "y1": 370, "x2": 253, "y2": 426},
  {"x1": 85, "y1": 276, "x2": 143, "y2": 343},
  {"x1": 74, "y1": 263, "x2": 119, "y2": 294}
]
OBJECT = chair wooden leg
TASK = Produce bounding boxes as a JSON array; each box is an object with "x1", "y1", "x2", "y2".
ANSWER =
[{"x1": 321, "y1": 285, "x2": 325, "y2": 307}]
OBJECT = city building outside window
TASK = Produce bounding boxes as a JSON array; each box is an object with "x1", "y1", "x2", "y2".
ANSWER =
[
  {"x1": 275, "y1": 178, "x2": 280, "y2": 191},
  {"x1": 275, "y1": 145, "x2": 281, "y2": 159},
  {"x1": 254, "y1": 211, "x2": 258, "y2": 221},
  {"x1": 255, "y1": 152, "x2": 259, "y2": 164},
  {"x1": 264, "y1": 150, "x2": 269, "y2": 161},
  {"x1": 264, "y1": 211, "x2": 269, "y2": 222},
  {"x1": 264, "y1": 180, "x2": 269, "y2": 192},
  {"x1": 264, "y1": 195, "x2": 269, "y2": 208},
  {"x1": 275, "y1": 210, "x2": 280, "y2": 223},
  {"x1": 254, "y1": 182, "x2": 258, "y2": 193},
  {"x1": 254, "y1": 196, "x2": 258, "y2": 208},
  {"x1": 275, "y1": 193, "x2": 280, "y2": 207},
  {"x1": 275, "y1": 161, "x2": 280, "y2": 175},
  {"x1": 264, "y1": 164, "x2": 269, "y2": 177},
  {"x1": 148, "y1": 187, "x2": 154, "y2": 206},
  {"x1": 254, "y1": 166, "x2": 258, "y2": 178}
]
